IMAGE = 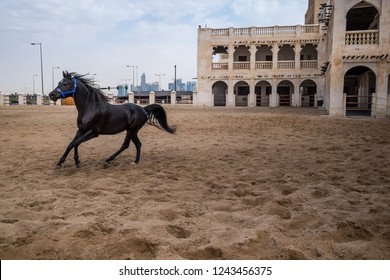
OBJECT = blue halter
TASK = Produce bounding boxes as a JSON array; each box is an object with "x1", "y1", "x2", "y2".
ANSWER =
[{"x1": 56, "y1": 78, "x2": 77, "y2": 98}]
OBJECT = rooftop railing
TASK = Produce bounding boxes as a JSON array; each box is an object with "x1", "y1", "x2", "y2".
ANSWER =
[{"x1": 211, "y1": 24, "x2": 320, "y2": 37}]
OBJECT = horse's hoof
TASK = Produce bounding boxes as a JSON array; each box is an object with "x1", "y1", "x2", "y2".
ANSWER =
[
  {"x1": 55, "y1": 164, "x2": 62, "y2": 169},
  {"x1": 75, "y1": 163, "x2": 81, "y2": 168}
]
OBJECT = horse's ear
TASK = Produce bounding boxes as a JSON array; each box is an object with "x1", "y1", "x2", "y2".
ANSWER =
[{"x1": 62, "y1": 71, "x2": 68, "y2": 78}]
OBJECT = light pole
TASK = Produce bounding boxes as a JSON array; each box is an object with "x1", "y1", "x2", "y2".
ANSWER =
[
  {"x1": 92, "y1": 73, "x2": 97, "y2": 87},
  {"x1": 52, "y1": 66, "x2": 60, "y2": 89},
  {"x1": 126, "y1": 65, "x2": 136, "y2": 92},
  {"x1": 31, "y1": 43, "x2": 44, "y2": 95},
  {"x1": 32, "y1": 74, "x2": 38, "y2": 94},
  {"x1": 155, "y1": 73, "x2": 165, "y2": 91}
]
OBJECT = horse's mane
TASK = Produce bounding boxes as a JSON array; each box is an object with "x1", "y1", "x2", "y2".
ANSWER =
[{"x1": 69, "y1": 72, "x2": 109, "y2": 102}]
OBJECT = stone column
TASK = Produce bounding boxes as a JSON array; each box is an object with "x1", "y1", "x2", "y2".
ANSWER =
[
  {"x1": 250, "y1": 44, "x2": 256, "y2": 71},
  {"x1": 128, "y1": 91, "x2": 134, "y2": 103},
  {"x1": 227, "y1": 79, "x2": 234, "y2": 107},
  {"x1": 18, "y1": 93, "x2": 26, "y2": 105},
  {"x1": 375, "y1": 60, "x2": 388, "y2": 117},
  {"x1": 228, "y1": 43, "x2": 234, "y2": 71},
  {"x1": 292, "y1": 82, "x2": 301, "y2": 107},
  {"x1": 192, "y1": 91, "x2": 197, "y2": 105},
  {"x1": 36, "y1": 94, "x2": 43, "y2": 105},
  {"x1": 295, "y1": 44, "x2": 302, "y2": 70},
  {"x1": 249, "y1": 79, "x2": 255, "y2": 107},
  {"x1": 171, "y1": 91, "x2": 176, "y2": 105},
  {"x1": 270, "y1": 78, "x2": 278, "y2": 107},
  {"x1": 371, "y1": 93, "x2": 377, "y2": 117},
  {"x1": 149, "y1": 91, "x2": 155, "y2": 104},
  {"x1": 272, "y1": 44, "x2": 279, "y2": 71},
  {"x1": 342, "y1": 93, "x2": 347, "y2": 116}
]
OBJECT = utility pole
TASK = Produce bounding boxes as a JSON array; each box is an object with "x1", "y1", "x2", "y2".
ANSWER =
[
  {"x1": 31, "y1": 43, "x2": 44, "y2": 95},
  {"x1": 174, "y1": 65, "x2": 177, "y2": 91}
]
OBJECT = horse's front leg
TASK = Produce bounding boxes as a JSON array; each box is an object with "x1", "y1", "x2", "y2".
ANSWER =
[{"x1": 56, "y1": 129, "x2": 97, "y2": 168}]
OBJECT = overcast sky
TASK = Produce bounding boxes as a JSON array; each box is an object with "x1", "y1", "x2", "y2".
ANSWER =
[{"x1": 0, "y1": 0, "x2": 307, "y2": 93}]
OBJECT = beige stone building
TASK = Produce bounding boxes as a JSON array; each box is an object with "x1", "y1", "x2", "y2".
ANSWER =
[{"x1": 195, "y1": 0, "x2": 390, "y2": 117}]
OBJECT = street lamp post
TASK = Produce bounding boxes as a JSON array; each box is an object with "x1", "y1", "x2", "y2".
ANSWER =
[
  {"x1": 32, "y1": 74, "x2": 38, "y2": 94},
  {"x1": 52, "y1": 66, "x2": 60, "y2": 89},
  {"x1": 31, "y1": 43, "x2": 44, "y2": 95},
  {"x1": 155, "y1": 73, "x2": 166, "y2": 91},
  {"x1": 126, "y1": 65, "x2": 136, "y2": 92},
  {"x1": 92, "y1": 73, "x2": 97, "y2": 87}
]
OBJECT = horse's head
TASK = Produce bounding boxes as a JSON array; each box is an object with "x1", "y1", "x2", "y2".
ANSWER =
[{"x1": 49, "y1": 71, "x2": 77, "y2": 101}]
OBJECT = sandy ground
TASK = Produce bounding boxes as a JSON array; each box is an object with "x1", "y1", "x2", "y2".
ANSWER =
[{"x1": 0, "y1": 105, "x2": 389, "y2": 260}]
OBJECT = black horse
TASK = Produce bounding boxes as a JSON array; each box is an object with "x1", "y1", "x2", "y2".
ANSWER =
[{"x1": 49, "y1": 71, "x2": 176, "y2": 168}]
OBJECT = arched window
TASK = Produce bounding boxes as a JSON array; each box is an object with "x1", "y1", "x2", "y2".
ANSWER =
[{"x1": 345, "y1": 2, "x2": 379, "y2": 45}]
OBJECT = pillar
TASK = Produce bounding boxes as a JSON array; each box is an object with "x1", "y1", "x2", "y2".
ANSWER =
[
  {"x1": 192, "y1": 91, "x2": 197, "y2": 105},
  {"x1": 249, "y1": 79, "x2": 255, "y2": 107},
  {"x1": 128, "y1": 91, "x2": 134, "y2": 103},
  {"x1": 272, "y1": 44, "x2": 278, "y2": 71},
  {"x1": 371, "y1": 93, "x2": 377, "y2": 117},
  {"x1": 227, "y1": 79, "x2": 234, "y2": 107},
  {"x1": 375, "y1": 60, "x2": 388, "y2": 117},
  {"x1": 0, "y1": 93, "x2": 4, "y2": 105},
  {"x1": 292, "y1": 82, "x2": 301, "y2": 107},
  {"x1": 149, "y1": 91, "x2": 155, "y2": 104},
  {"x1": 295, "y1": 44, "x2": 302, "y2": 70},
  {"x1": 18, "y1": 93, "x2": 26, "y2": 105},
  {"x1": 36, "y1": 94, "x2": 43, "y2": 105},
  {"x1": 171, "y1": 91, "x2": 176, "y2": 105},
  {"x1": 269, "y1": 78, "x2": 278, "y2": 107}
]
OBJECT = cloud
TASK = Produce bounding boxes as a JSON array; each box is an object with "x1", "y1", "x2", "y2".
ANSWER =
[{"x1": 0, "y1": 0, "x2": 308, "y2": 93}]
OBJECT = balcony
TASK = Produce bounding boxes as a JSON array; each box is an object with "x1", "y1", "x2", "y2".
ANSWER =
[
  {"x1": 277, "y1": 61, "x2": 295, "y2": 69},
  {"x1": 212, "y1": 62, "x2": 228, "y2": 70},
  {"x1": 233, "y1": 62, "x2": 250, "y2": 70},
  {"x1": 300, "y1": 60, "x2": 318, "y2": 69},
  {"x1": 211, "y1": 60, "x2": 318, "y2": 71},
  {"x1": 255, "y1": 62, "x2": 273, "y2": 70},
  {"x1": 345, "y1": 30, "x2": 379, "y2": 45}
]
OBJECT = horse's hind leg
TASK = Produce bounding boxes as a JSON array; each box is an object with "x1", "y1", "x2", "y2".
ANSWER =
[
  {"x1": 132, "y1": 133, "x2": 142, "y2": 164},
  {"x1": 105, "y1": 130, "x2": 132, "y2": 163},
  {"x1": 74, "y1": 146, "x2": 81, "y2": 168}
]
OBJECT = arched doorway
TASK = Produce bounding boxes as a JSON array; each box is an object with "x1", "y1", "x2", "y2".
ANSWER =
[
  {"x1": 300, "y1": 79, "x2": 317, "y2": 107},
  {"x1": 212, "y1": 81, "x2": 227, "y2": 106},
  {"x1": 255, "y1": 81, "x2": 271, "y2": 107},
  {"x1": 277, "y1": 80, "x2": 294, "y2": 106},
  {"x1": 344, "y1": 66, "x2": 376, "y2": 116},
  {"x1": 234, "y1": 81, "x2": 249, "y2": 107}
]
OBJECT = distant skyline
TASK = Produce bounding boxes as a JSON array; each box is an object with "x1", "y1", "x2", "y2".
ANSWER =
[{"x1": 0, "y1": 0, "x2": 307, "y2": 93}]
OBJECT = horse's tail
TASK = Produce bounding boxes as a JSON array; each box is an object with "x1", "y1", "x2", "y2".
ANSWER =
[{"x1": 144, "y1": 104, "x2": 176, "y2": 134}]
